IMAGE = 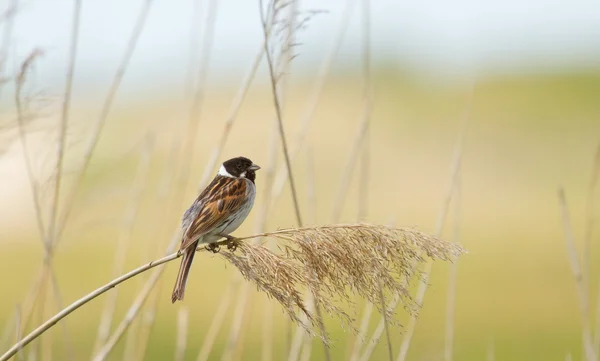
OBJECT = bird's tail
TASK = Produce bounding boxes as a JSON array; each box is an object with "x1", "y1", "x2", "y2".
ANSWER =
[{"x1": 171, "y1": 240, "x2": 198, "y2": 303}]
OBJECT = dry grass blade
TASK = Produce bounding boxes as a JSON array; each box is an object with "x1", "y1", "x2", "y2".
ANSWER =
[
  {"x1": 54, "y1": 0, "x2": 153, "y2": 243},
  {"x1": 195, "y1": 284, "x2": 235, "y2": 361},
  {"x1": 558, "y1": 188, "x2": 597, "y2": 361},
  {"x1": 396, "y1": 86, "x2": 471, "y2": 361},
  {"x1": 174, "y1": 307, "x2": 189, "y2": 361},
  {"x1": 92, "y1": 138, "x2": 154, "y2": 355},
  {"x1": 0, "y1": 0, "x2": 18, "y2": 100},
  {"x1": 444, "y1": 173, "x2": 461, "y2": 361}
]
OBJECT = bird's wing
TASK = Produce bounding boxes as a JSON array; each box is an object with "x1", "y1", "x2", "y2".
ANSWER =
[{"x1": 179, "y1": 176, "x2": 248, "y2": 251}]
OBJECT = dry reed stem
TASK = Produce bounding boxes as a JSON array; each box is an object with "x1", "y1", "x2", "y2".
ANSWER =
[
  {"x1": 0, "y1": 0, "x2": 18, "y2": 100},
  {"x1": 15, "y1": 48, "x2": 46, "y2": 242},
  {"x1": 174, "y1": 307, "x2": 189, "y2": 361},
  {"x1": 54, "y1": 0, "x2": 153, "y2": 242},
  {"x1": 270, "y1": 0, "x2": 355, "y2": 201},
  {"x1": 1, "y1": 224, "x2": 464, "y2": 361},
  {"x1": 257, "y1": 121, "x2": 280, "y2": 361},
  {"x1": 260, "y1": 0, "x2": 303, "y2": 227},
  {"x1": 349, "y1": 302, "x2": 374, "y2": 361},
  {"x1": 15, "y1": 307, "x2": 23, "y2": 361},
  {"x1": 131, "y1": 140, "x2": 179, "y2": 361},
  {"x1": 357, "y1": 292, "x2": 402, "y2": 361},
  {"x1": 12, "y1": 50, "x2": 71, "y2": 351},
  {"x1": 584, "y1": 143, "x2": 600, "y2": 358},
  {"x1": 13, "y1": 1, "x2": 153, "y2": 346},
  {"x1": 583, "y1": 143, "x2": 600, "y2": 297},
  {"x1": 197, "y1": 44, "x2": 264, "y2": 189},
  {"x1": 90, "y1": 0, "x2": 219, "y2": 355},
  {"x1": 220, "y1": 118, "x2": 279, "y2": 361},
  {"x1": 133, "y1": 290, "x2": 160, "y2": 361},
  {"x1": 298, "y1": 293, "x2": 316, "y2": 361},
  {"x1": 396, "y1": 110, "x2": 467, "y2": 361},
  {"x1": 219, "y1": 282, "x2": 253, "y2": 361},
  {"x1": 487, "y1": 339, "x2": 495, "y2": 361},
  {"x1": 558, "y1": 188, "x2": 597, "y2": 361},
  {"x1": 92, "y1": 138, "x2": 154, "y2": 354},
  {"x1": 177, "y1": 0, "x2": 217, "y2": 190},
  {"x1": 48, "y1": 0, "x2": 81, "y2": 252},
  {"x1": 444, "y1": 173, "x2": 461, "y2": 361},
  {"x1": 195, "y1": 283, "x2": 235, "y2": 361},
  {"x1": 594, "y1": 278, "x2": 600, "y2": 357},
  {"x1": 90, "y1": 230, "x2": 181, "y2": 361}
]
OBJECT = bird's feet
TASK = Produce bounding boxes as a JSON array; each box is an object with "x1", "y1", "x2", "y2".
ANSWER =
[
  {"x1": 219, "y1": 234, "x2": 240, "y2": 252},
  {"x1": 205, "y1": 243, "x2": 221, "y2": 254}
]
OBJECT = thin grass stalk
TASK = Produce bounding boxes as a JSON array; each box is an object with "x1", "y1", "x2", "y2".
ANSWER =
[
  {"x1": 0, "y1": 247, "x2": 191, "y2": 361},
  {"x1": 3, "y1": 223, "x2": 460, "y2": 361},
  {"x1": 47, "y1": 0, "x2": 81, "y2": 251},
  {"x1": 259, "y1": 0, "x2": 303, "y2": 227},
  {"x1": 174, "y1": 307, "x2": 189, "y2": 361},
  {"x1": 133, "y1": 289, "x2": 160, "y2": 361},
  {"x1": 348, "y1": 302, "x2": 374, "y2": 361},
  {"x1": 195, "y1": 283, "x2": 235, "y2": 361},
  {"x1": 1, "y1": 273, "x2": 44, "y2": 349},
  {"x1": 297, "y1": 150, "x2": 317, "y2": 361},
  {"x1": 121, "y1": 316, "x2": 141, "y2": 361},
  {"x1": 558, "y1": 188, "x2": 597, "y2": 361},
  {"x1": 132, "y1": 140, "x2": 179, "y2": 361},
  {"x1": 285, "y1": 147, "x2": 318, "y2": 361},
  {"x1": 583, "y1": 143, "x2": 600, "y2": 301},
  {"x1": 15, "y1": 49, "x2": 46, "y2": 242},
  {"x1": 41, "y1": 5, "x2": 83, "y2": 352},
  {"x1": 92, "y1": 138, "x2": 154, "y2": 355},
  {"x1": 197, "y1": 44, "x2": 264, "y2": 189},
  {"x1": 584, "y1": 143, "x2": 600, "y2": 359},
  {"x1": 15, "y1": 0, "x2": 153, "y2": 337},
  {"x1": 270, "y1": 0, "x2": 355, "y2": 201},
  {"x1": 444, "y1": 173, "x2": 461, "y2": 361},
  {"x1": 185, "y1": 0, "x2": 202, "y2": 98},
  {"x1": 594, "y1": 278, "x2": 600, "y2": 358},
  {"x1": 13, "y1": 50, "x2": 69, "y2": 346},
  {"x1": 89, "y1": 0, "x2": 219, "y2": 355},
  {"x1": 220, "y1": 118, "x2": 279, "y2": 361},
  {"x1": 357, "y1": 0, "x2": 372, "y2": 223},
  {"x1": 396, "y1": 112, "x2": 467, "y2": 361},
  {"x1": 486, "y1": 339, "x2": 495, "y2": 361},
  {"x1": 357, "y1": 292, "x2": 401, "y2": 361},
  {"x1": 177, "y1": 0, "x2": 217, "y2": 189},
  {"x1": 41, "y1": 287, "x2": 53, "y2": 361},
  {"x1": 287, "y1": 291, "x2": 313, "y2": 361},
  {"x1": 0, "y1": 0, "x2": 18, "y2": 100},
  {"x1": 15, "y1": 307, "x2": 23, "y2": 361},
  {"x1": 90, "y1": 230, "x2": 182, "y2": 361},
  {"x1": 298, "y1": 292, "x2": 316, "y2": 361},
  {"x1": 54, "y1": 0, "x2": 153, "y2": 243},
  {"x1": 220, "y1": 282, "x2": 254, "y2": 361}
]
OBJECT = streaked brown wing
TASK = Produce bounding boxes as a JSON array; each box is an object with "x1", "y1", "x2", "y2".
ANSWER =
[{"x1": 179, "y1": 176, "x2": 247, "y2": 251}]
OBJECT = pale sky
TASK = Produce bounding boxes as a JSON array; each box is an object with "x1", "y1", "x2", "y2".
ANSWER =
[{"x1": 2, "y1": 0, "x2": 600, "y2": 93}]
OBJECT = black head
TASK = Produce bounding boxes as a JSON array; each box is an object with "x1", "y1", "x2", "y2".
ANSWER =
[{"x1": 221, "y1": 157, "x2": 260, "y2": 182}]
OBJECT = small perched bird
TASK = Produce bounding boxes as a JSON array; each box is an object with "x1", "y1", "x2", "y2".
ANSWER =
[{"x1": 171, "y1": 156, "x2": 260, "y2": 303}]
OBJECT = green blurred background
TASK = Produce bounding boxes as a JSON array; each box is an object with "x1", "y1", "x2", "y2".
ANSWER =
[{"x1": 1, "y1": 1, "x2": 600, "y2": 361}]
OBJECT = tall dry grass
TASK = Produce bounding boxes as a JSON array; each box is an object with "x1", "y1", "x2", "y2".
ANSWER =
[{"x1": 0, "y1": 0, "x2": 473, "y2": 361}]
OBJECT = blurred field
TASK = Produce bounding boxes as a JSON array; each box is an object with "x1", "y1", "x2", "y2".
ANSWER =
[{"x1": 1, "y1": 69, "x2": 600, "y2": 361}]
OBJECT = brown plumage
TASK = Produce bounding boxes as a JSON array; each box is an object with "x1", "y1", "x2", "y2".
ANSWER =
[{"x1": 171, "y1": 157, "x2": 259, "y2": 303}]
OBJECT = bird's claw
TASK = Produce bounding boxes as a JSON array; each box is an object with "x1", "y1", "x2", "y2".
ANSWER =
[
  {"x1": 205, "y1": 243, "x2": 221, "y2": 254},
  {"x1": 227, "y1": 240, "x2": 238, "y2": 252}
]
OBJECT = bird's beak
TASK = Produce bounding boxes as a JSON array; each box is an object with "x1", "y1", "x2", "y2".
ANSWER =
[{"x1": 248, "y1": 163, "x2": 261, "y2": 171}]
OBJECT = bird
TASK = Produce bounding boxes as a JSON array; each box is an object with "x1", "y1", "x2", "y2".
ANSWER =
[{"x1": 171, "y1": 156, "x2": 260, "y2": 303}]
